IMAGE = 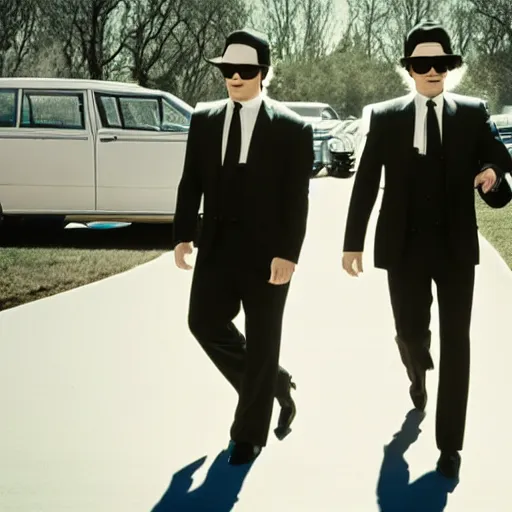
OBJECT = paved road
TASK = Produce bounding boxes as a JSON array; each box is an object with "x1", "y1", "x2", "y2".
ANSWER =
[{"x1": 1, "y1": 178, "x2": 511, "y2": 511}]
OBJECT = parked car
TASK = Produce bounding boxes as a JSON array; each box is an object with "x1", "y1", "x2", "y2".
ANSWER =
[
  {"x1": 322, "y1": 117, "x2": 360, "y2": 178},
  {"x1": 0, "y1": 77, "x2": 192, "y2": 230},
  {"x1": 281, "y1": 101, "x2": 343, "y2": 176},
  {"x1": 491, "y1": 115, "x2": 512, "y2": 156},
  {"x1": 491, "y1": 114, "x2": 512, "y2": 156}
]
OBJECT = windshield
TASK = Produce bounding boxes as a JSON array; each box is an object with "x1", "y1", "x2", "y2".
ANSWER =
[
  {"x1": 284, "y1": 104, "x2": 338, "y2": 120},
  {"x1": 287, "y1": 106, "x2": 324, "y2": 117},
  {"x1": 491, "y1": 114, "x2": 512, "y2": 129}
]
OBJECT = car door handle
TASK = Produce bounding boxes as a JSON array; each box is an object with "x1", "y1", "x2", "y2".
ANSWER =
[{"x1": 100, "y1": 135, "x2": 118, "y2": 142}]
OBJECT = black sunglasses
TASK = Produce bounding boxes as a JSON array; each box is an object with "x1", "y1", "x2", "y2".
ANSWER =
[
  {"x1": 409, "y1": 56, "x2": 456, "y2": 75},
  {"x1": 218, "y1": 64, "x2": 262, "y2": 80}
]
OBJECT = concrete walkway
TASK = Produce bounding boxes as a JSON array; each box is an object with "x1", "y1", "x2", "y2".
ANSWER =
[{"x1": 0, "y1": 179, "x2": 511, "y2": 512}]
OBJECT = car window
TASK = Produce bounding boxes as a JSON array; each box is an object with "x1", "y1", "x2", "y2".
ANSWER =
[
  {"x1": 286, "y1": 106, "x2": 323, "y2": 118},
  {"x1": 96, "y1": 93, "x2": 190, "y2": 132},
  {"x1": 322, "y1": 107, "x2": 339, "y2": 120},
  {"x1": 21, "y1": 91, "x2": 85, "y2": 129},
  {"x1": 99, "y1": 96, "x2": 122, "y2": 128},
  {"x1": 0, "y1": 89, "x2": 17, "y2": 127},
  {"x1": 118, "y1": 96, "x2": 160, "y2": 130},
  {"x1": 321, "y1": 109, "x2": 335, "y2": 120},
  {"x1": 162, "y1": 99, "x2": 190, "y2": 132}
]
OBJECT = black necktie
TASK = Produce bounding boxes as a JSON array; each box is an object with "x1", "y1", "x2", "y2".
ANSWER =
[
  {"x1": 224, "y1": 102, "x2": 242, "y2": 167},
  {"x1": 426, "y1": 99, "x2": 442, "y2": 156}
]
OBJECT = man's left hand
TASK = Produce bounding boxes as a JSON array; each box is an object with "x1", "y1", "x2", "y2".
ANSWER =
[
  {"x1": 269, "y1": 257, "x2": 295, "y2": 285},
  {"x1": 474, "y1": 167, "x2": 497, "y2": 194}
]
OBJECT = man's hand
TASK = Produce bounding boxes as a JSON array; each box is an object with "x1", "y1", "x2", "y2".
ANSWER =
[
  {"x1": 174, "y1": 242, "x2": 194, "y2": 270},
  {"x1": 269, "y1": 257, "x2": 295, "y2": 285},
  {"x1": 342, "y1": 251, "x2": 363, "y2": 277},
  {"x1": 474, "y1": 167, "x2": 497, "y2": 194}
]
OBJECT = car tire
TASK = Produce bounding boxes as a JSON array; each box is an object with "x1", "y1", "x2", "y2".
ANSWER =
[{"x1": 328, "y1": 167, "x2": 355, "y2": 179}]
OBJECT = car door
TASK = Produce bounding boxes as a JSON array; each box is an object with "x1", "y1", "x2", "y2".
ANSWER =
[
  {"x1": 0, "y1": 88, "x2": 95, "y2": 213},
  {"x1": 94, "y1": 91, "x2": 189, "y2": 214}
]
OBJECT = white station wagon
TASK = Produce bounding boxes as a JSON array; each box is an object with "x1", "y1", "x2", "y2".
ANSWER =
[{"x1": 0, "y1": 77, "x2": 192, "y2": 228}]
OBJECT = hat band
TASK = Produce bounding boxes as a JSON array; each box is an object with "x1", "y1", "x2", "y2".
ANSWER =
[
  {"x1": 410, "y1": 42, "x2": 447, "y2": 58},
  {"x1": 221, "y1": 44, "x2": 260, "y2": 65}
]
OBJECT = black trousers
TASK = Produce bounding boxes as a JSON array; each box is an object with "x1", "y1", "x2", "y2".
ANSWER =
[
  {"x1": 387, "y1": 232, "x2": 475, "y2": 451},
  {"x1": 188, "y1": 223, "x2": 292, "y2": 446}
]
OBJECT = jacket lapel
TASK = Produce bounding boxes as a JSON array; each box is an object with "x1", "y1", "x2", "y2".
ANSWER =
[
  {"x1": 399, "y1": 94, "x2": 416, "y2": 154},
  {"x1": 246, "y1": 98, "x2": 274, "y2": 165},
  {"x1": 442, "y1": 93, "x2": 457, "y2": 158},
  {"x1": 207, "y1": 100, "x2": 228, "y2": 167}
]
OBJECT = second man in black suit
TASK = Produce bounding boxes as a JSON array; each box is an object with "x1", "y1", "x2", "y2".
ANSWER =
[
  {"x1": 342, "y1": 21, "x2": 512, "y2": 479},
  {"x1": 173, "y1": 29, "x2": 313, "y2": 465}
]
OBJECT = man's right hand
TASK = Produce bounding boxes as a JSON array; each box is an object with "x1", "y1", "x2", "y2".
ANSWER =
[
  {"x1": 174, "y1": 242, "x2": 194, "y2": 270},
  {"x1": 342, "y1": 251, "x2": 364, "y2": 277}
]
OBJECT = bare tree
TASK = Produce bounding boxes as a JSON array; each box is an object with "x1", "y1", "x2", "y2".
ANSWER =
[
  {"x1": 300, "y1": 0, "x2": 337, "y2": 59},
  {"x1": 346, "y1": 0, "x2": 451, "y2": 62},
  {"x1": 381, "y1": 0, "x2": 445, "y2": 61},
  {"x1": 467, "y1": 0, "x2": 512, "y2": 57},
  {"x1": 446, "y1": 0, "x2": 476, "y2": 57},
  {"x1": 255, "y1": 0, "x2": 301, "y2": 61},
  {"x1": 345, "y1": 0, "x2": 389, "y2": 59},
  {"x1": 468, "y1": 0, "x2": 512, "y2": 39},
  {"x1": 389, "y1": 0, "x2": 438, "y2": 36},
  {"x1": 125, "y1": 0, "x2": 189, "y2": 86},
  {"x1": 39, "y1": 0, "x2": 130, "y2": 80},
  {"x1": 152, "y1": 0, "x2": 248, "y2": 104},
  {"x1": 253, "y1": 0, "x2": 338, "y2": 62},
  {"x1": 0, "y1": 0, "x2": 39, "y2": 76}
]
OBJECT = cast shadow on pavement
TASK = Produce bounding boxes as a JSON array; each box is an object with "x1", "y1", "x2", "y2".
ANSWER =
[
  {"x1": 377, "y1": 409, "x2": 459, "y2": 512},
  {"x1": 151, "y1": 448, "x2": 255, "y2": 512}
]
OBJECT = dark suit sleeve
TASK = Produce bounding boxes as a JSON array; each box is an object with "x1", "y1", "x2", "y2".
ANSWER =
[
  {"x1": 275, "y1": 122, "x2": 313, "y2": 264},
  {"x1": 343, "y1": 108, "x2": 384, "y2": 252},
  {"x1": 475, "y1": 101, "x2": 512, "y2": 207},
  {"x1": 173, "y1": 112, "x2": 203, "y2": 245}
]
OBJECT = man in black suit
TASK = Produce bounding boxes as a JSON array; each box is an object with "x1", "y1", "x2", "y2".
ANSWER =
[
  {"x1": 342, "y1": 21, "x2": 512, "y2": 479},
  {"x1": 173, "y1": 29, "x2": 313, "y2": 465}
]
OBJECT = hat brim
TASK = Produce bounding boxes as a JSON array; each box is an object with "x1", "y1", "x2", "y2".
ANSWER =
[
  {"x1": 206, "y1": 56, "x2": 224, "y2": 65},
  {"x1": 400, "y1": 54, "x2": 463, "y2": 69}
]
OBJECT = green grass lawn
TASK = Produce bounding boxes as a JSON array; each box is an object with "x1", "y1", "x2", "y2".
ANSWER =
[
  {"x1": 0, "y1": 224, "x2": 169, "y2": 311},
  {"x1": 0, "y1": 198, "x2": 510, "y2": 312},
  {"x1": 475, "y1": 194, "x2": 512, "y2": 268}
]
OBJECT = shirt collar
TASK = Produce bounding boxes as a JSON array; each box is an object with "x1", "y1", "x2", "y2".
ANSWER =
[
  {"x1": 229, "y1": 93, "x2": 263, "y2": 111},
  {"x1": 415, "y1": 91, "x2": 444, "y2": 108}
]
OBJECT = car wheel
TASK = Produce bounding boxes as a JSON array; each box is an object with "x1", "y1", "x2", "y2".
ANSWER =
[{"x1": 328, "y1": 166, "x2": 355, "y2": 179}]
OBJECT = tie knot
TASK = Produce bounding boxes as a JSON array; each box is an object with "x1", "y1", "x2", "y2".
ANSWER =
[
  {"x1": 427, "y1": 99, "x2": 436, "y2": 109},
  {"x1": 233, "y1": 101, "x2": 242, "y2": 113}
]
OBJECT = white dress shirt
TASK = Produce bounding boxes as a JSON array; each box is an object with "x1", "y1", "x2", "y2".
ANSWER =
[
  {"x1": 221, "y1": 94, "x2": 263, "y2": 165},
  {"x1": 414, "y1": 92, "x2": 444, "y2": 155}
]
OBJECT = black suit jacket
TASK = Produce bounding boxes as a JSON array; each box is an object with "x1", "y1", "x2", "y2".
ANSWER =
[
  {"x1": 343, "y1": 92, "x2": 512, "y2": 269},
  {"x1": 173, "y1": 96, "x2": 314, "y2": 266}
]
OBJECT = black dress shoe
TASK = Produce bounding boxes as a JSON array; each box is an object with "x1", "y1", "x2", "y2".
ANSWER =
[
  {"x1": 436, "y1": 451, "x2": 461, "y2": 479},
  {"x1": 274, "y1": 375, "x2": 297, "y2": 440},
  {"x1": 228, "y1": 442, "x2": 261, "y2": 465}
]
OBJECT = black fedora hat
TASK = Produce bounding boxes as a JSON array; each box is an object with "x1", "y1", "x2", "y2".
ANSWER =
[
  {"x1": 400, "y1": 20, "x2": 462, "y2": 68},
  {"x1": 207, "y1": 28, "x2": 271, "y2": 68}
]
